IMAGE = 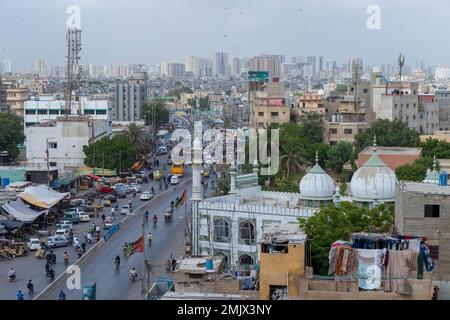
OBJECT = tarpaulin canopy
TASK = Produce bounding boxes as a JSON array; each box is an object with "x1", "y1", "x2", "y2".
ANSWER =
[
  {"x1": 76, "y1": 166, "x2": 117, "y2": 177},
  {"x1": 2, "y1": 197, "x2": 48, "y2": 222},
  {"x1": 19, "y1": 185, "x2": 69, "y2": 209},
  {"x1": 0, "y1": 219, "x2": 24, "y2": 230}
]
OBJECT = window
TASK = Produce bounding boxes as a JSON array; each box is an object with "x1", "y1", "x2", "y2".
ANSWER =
[
  {"x1": 239, "y1": 254, "x2": 254, "y2": 266},
  {"x1": 344, "y1": 128, "x2": 353, "y2": 134},
  {"x1": 413, "y1": 115, "x2": 416, "y2": 120},
  {"x1": 429, "y1": 245, "x2": 439, "y2": 260},
  {"x1": 271, "y1": 112, "x2": 279, "y2": 117},
  {"x1": 214, "y1": 218, "x2": 230, "y2": 241},
  {"x1": 96, "y1": 110, "x2": 107, "y2": 115},
  {"x1": 239, "y1": 220, "x2": 255, "y2": 243},
  {"x1": 49, "y1": 109, "x2": 59, "y2": 115},
  {"x1": 25, "y1": 109, "x2": 36, "y2": 115},
  {"x1": 48, "y1": 142, "x2": 57, "y2": 149},
  {"x1": 329, "y1": 128, "x2": 337, "y2": 134},
  {"x1": 189, "y1": 273, "x2": 204, "y2": 279},
  {"x1": 258, "y1": 112, "x2": 264, "y2": 116},
  {"x1": 363, "y1": 89, "x2": 368, "y2": 93},
  {"x1": 37, "y1": 109, "x2": 48, "y2": 115},
  {"x1": 49, "y1": 162, "x2": 57, "y2": 167},
  {"x1": 84, "y1": 109, "x2": 95, "y2": 115},
  {"x1": 406, "y1": 103, "x2": 409, "y2": 108},
  {"x1": 395, "y1": 104, "x2": 397, "y2": 109},
  {"x1": 424, "y1": 204, "x2": 439, "y2": 218}
]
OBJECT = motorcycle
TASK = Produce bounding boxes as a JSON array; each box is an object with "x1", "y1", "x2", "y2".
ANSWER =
[
  {"x1": 8, "y1": 274, "x2": 16, "y2": 282},
  {"x1": 115, "y1": 260, "x2": 120, "y2": 270}
]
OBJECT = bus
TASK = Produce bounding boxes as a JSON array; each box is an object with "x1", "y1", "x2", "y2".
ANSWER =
[{"x1": 171, "y1": 163, "x2": 184, "y2": 177}]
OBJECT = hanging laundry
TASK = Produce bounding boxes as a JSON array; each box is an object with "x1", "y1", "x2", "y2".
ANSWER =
[
  {"x1": 420, "y1": 242, "x2": 435, "y2": 272},
  {"x1": 357, "y1": 249, "x2": 381, "y2": 290}
]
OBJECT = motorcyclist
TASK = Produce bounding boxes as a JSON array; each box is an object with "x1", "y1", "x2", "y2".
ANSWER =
[
  {"x1": 123, "y1": 242, "x2": 128, "y2": 255},
  {"x1": 129, "y1": 266, "x2": 137, "y2": 280},
  {"x1": 48, "y1": 268, "x2": 55, "y2": 282},
  {"x1": 63, "y1": 252, "x2": 69, "y2": 265},
  {"x1": 152, "y1": 214, "x2": 158, "y2": 225},
  {"x1": 45, "y1": 262, "x2": 51, "y2": 273},
  {"x1": 147, "y1": 232, "x2": 152, "y2": 243},
  {"x1": 115, "y1": 255, "x2": 121, "y2": 268},
  {"x1": 8, "y1": 267, "x2": 16, "y2": 281},
  {"x1": 58, "y1": 290, "x2": 66, "y2": 300}
]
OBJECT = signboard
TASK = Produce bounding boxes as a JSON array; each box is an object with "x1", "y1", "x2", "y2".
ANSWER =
[
  {"x1": 248, "y1": 71, "x2": 269, "y2": 82},
  {"x1": 103, "y1": 224, "x2": 120, "y2": 241}
]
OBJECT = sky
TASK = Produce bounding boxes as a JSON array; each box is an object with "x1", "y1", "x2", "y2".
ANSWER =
[{"x1": 1, "y1": 0, "x2": 450, "y2": 71}]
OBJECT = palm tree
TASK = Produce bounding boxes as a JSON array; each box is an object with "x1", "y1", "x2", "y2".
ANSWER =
[
  {"x1": 279, "y1": 138, "x2": 307, "y2": 177},
  {"x1": 122, "y1": 123, "x2": 150, "y2": 161}
]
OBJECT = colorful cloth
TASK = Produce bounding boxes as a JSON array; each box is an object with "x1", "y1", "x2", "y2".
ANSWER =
[
  {"x1": 125, "y1": 236, "x2": 144, "y2": 257},
  {"x1": 357, "y1": 250, "x2": 380, "y2": 290},
  {"x1": 420, "y1": 242, "x2": 435, "y2": 272}
]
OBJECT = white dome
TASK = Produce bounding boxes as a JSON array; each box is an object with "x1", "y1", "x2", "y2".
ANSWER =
[
  {"x1": 299, "y1": 164, "x2": 335, "y2": 200},
  {"x1": 350, "y1": 151, "x2": 397, "y2": 202}
]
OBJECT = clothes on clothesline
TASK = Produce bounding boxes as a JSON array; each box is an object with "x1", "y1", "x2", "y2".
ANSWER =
[
  {"x1": 420, "y1": 242, "x2": 435, "y2": 272},
  {"x1": 384, "y1": 250, "x2": 418, "y2": 293},
  {"x1": 328, "y1": 246, "x2": 358, "y2": 276},
  {"x1": 357, "y1": 250, "x2": 381, "y2": 290}
]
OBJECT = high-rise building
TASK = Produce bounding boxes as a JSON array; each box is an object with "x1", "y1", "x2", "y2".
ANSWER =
[
  {"x1": 35, "y1": 59, "x2": 46, "y2": 76},
  {"x1": 0, "y1": 60, "x2": 12, "y2": 73},
  {"x1": 307, "y1": 56, "x2": 316, "y2": 76},
  {"x1": 160, "y1": 62, "x2": 185, "y2": 77},
  {"x1": 109, "y1": 70, "x2": 148, "y2": 121},
  {"x1": 212, "y1": 52, "x2": 229, "y2": 77},
  {"x1": 319, "y1": 56, "x2": 324, "y2": 72},
  {"x1": 231, "y1": 57, "x2": 241, "y2": 76},
  {"x1": 249, "y1": 54, "x2": 281, "y2": 80}
]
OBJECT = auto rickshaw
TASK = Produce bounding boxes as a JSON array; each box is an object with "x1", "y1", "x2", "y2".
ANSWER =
[
  {"x1": 153, "y1": 170, "x2": 161, "y2": 181},
  {"x1": 35, "y1": 248, "x2": 46, "y2": 259},
  {"x1": 164, "y1": 207, "x2": 173, "y2": 222},
  {"x1": 82, "y1": 283, "x2": 96, "y2": 300},
  {"x1": 3, "y1": 241, "x2": 29, "y2": 258}
]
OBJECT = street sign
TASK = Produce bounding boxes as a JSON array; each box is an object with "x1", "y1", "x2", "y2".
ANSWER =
[
  {"x1": 103, "y1": 224, "x2": 120, "y2": 241},
  {"x1": 248, "y1": 71, "x2": 269, "y2": 82}
]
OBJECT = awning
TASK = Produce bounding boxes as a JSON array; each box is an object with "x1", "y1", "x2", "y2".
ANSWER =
[
  {"x1": 2, "y1": 197, "x2": 48, "y2": 222},
  {"x1": 0, "y1": 219, "x2": 24, "y2": 230},
  {"x1": 19, "y1": 185, "x2": 69, "y2": 209},
  {"x1": 76, "y1": 166, "x2": 117, "y2": 177}
]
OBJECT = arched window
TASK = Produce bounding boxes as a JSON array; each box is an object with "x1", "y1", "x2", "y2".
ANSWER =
[
  {"x1": 214, "y1": 218, "x2": 230, "y2": 241},
  {"x1": 239, "y1": 254, "x2": 254, "y2": 266},
  {"x1": 215, "y1": 251, "x2": 229, "y2": 265},
  {"x1": 239, "y1": 220, "x2": 255, "y2": 243}
]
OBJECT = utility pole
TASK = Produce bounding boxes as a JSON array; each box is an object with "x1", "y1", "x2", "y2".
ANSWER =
[{"x1": 46, "y1": 138, "x2": 50, "y2": 190}]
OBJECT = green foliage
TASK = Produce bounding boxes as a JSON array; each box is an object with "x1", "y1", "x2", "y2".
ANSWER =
[
  {"x1": 339, "y1": 182, "x2": 348, "y2": 195},
  {"x1": 297, "y1": 112, "x2": 325, "y2": 144},
  {"x1": 199, "y1": 96, "x2": 209, "y2": 110},
  {"x1": 0, "y1": 113, "x2": 25, "y2": 160},
  {"x1": 420, "y1": 138, "x2": 450, "y2": 159},
  {"x1": 83, "y1": 134, "x2": 135, "y2": 170},
  {"x1": 214, "y1": 173, "x2": 230, "y2": 196},
  {"x1": 326, "y1": 141, "x2": 354, "y2": 173},
  {"x1": 299, "y1": 202, "x2": 394, "y2": 274},
  {"x1": 395, "y1": 156, "x2": 436, "y2": 182},
  {"x1": 306, "y1": 143, "x2": 330, "y2": 168},
  {"x1": 187, "y1": 98, "x2": 196, "y2": 108},
  {"x1": 354, "y1": 119, "x2": 420, "y2": 154},
  {"x1": 142, "y1": 99, "x2": 170, "y2": 128},
  {"x1": 122, "y1": 123, "x2": 151, "y2": 161}
]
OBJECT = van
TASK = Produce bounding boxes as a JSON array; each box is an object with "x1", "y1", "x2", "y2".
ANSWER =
[{"x1": 63, "y1": 211, "x2": 80, "y2": 224}]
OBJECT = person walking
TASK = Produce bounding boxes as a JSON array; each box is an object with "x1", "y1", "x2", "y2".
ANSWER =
[{"x1": 17, "y1": 290, "x2": 24, "y2": 300}]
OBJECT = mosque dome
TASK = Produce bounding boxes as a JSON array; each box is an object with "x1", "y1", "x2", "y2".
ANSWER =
[
  {"x1": 350, "y1": 139, "x2": 397, "y2": 202},
  {"x1": 299, "y1": 152, "x2": 335, "y2": 200}
]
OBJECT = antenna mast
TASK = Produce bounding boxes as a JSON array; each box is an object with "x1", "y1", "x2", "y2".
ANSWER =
[
  {"x1": 398, "y1": 53, "x2": 405, "y2": 83},
  {"x1": 65, "y1": 27, "x2": 82, "y2": 117}
]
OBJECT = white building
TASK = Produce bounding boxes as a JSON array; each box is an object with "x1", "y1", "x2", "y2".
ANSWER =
[
  {"x1": 24, "y1": 96, "x2": 111, "y2": 127},
  {"x1": 25, "y1": 115, "x2": 110, "y2": 172}
]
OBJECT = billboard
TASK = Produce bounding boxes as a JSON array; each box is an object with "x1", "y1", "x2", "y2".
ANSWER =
[{"x1": 248, "y1": 71, "x2": 269, "y2": 82}]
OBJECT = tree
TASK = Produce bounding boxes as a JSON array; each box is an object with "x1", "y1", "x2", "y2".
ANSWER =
[
  {"x1": 83, "y1": 134, "x2": 135, "y2": 170},
  {"x1": 354, "y1": 119, "x2": 420, "y2": 154},
  {"x1": 0, "y1": 113, "x2": 25, "y2": 160},
  {"x1": 299, "y1": 202, "x2": 394, "y2": 274},
  {"x1": 326, "y1": 141, "x2": 354, "y2": 173},
  {"x1": 187, "y1": 98, "x2": 196, "y2": 108},
  {"x1": 298, "y1": 112, "x2": 325, "y2": 144},
  {"x1": 199, "y1": 96, "x2": 209, "y2": 110},
  {"x1": 306, "y1": 143, "x2": 330, "y2": 169},
  {"x1": 122, "y1": 123, "x2": 150, "y2": 161},
  {"x1": 214, "y1": 173, "x2": 230, "y2": 196},
  {"x1": 420, "y1": 138, "x2": 450, "y2": 159},
  {"x1": 280, "y1": 138, "x2": 308, "y2": 177},
  {"x1": 142, "y1": 99, "x2": 170, "y2": 129},
  {"x1": 395, "y1": 156, "x2": 436, "y2": 182}
]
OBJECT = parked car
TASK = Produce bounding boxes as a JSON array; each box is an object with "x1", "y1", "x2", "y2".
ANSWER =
[
  {"x1": 55, "y1": 221, "x2": 73, "y2": 230},
  {"x1": 120, "y1": 205, "x2": 131, "y2": 215},
  {"x1": 46, "y1": 236, "x2": 69, "y2": 248},
  {"x1": 27, "y1": 238, "x2": 42, "y2": 251},
  {"x1": 130, "y1": 183, "x2": 141, "y2": 193},
  {"x1": 170, "y1": 175, "x2": 180, "y2": 185},
  {"x1": 140, "y1": 191, "x2": 153, "y2": 201},
  {"x1": 55, "y1": 229, "x2": 70, "y2": 238},
  {"x1": 79, "y1": 212, "x2": 90, "y2": 222},
  {"x1": 63, "y1": 211, "x2": 80, "y2": 224}
]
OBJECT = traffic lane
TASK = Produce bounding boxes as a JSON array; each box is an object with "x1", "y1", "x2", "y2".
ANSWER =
[
  {"x1": 52, "y1": 184, "x2": 191, "y2": 300},
  {"x1": 0, "y1": 174, "x2": 167, "y2": 300}
]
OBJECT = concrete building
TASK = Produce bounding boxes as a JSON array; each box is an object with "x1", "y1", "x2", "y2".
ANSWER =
[
  {"x1": 396, "y1": 181, "x2": 450, "y2": 299},
  {"x1": 231, "y1": 57, "x2": 241, "y2": 76},
  {"x1": 435, "y1": 90, "x2": 450, "y2": 131},
  {"x1": 0, "y1": 78, "x2": 9, "y2": 113},
  {"x1": 248, "y1": 55, "x2": 281, "y2": 80},
  {"x1": 109, "y1": 71, "x2": 147, "y2": 121},
  {"x1": 35, "y1": 59, "x2": 46, "y2": 77},
  {"x1": 250, "y1": 80, "x2": 290, "y2": 129},
  {"x1": 2, "y1": 80, "x2": 30, "y2": 116},
  {"x1": 294, "y1": 91, "x2": 325, "y2": 115},
  {"x1": 160, "y1": 62, "x2": 185, "y2": 77},
  {"x1": 212, "y1": 52, "x2": 229, "y2": 77},
  {"x1": 25, "y1": 115, "x2": 110, "y2": 171},
  {"x1": 23, "y1": 96, "x2": 110, "y2": 127},
  {"x1": 324, "y1": 121, "x2": 368, "y2": 145},
  {"x1": 259, "y1": 223, "x2": 306, "y2": 300}
]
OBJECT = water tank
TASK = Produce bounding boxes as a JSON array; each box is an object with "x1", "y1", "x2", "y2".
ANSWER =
[
  {"x1": 1, "y1": 177, "x2": 10, "y2": 188},
  {"x1": 439, "y1": 172, "x2": 448, "y2": 186},
  {"x1": 205, "y1": 258, "x2": 213, "y2": 271}
]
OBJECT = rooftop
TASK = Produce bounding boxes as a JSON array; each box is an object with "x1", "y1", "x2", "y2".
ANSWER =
[
  {"x1": 175, "y1": 256, "x2": 224, "y2": 274},
  {"x1": 399, "y1": 181, "x2": 450, "y2": 195},
  {"x1": 261, "y1": 223, "x2": 306, "y2": 243},
  {"x1": 359, "y1": 146, "x2": 422, "y2": 156}
]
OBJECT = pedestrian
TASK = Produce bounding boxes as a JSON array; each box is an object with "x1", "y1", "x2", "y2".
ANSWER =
[
  {"x1": 101, "y1": 213, "x2": 106, "y2": 222},
  {"x1": 26, "y1": 280, "x2": 34, "y2": 295},
  {"x1": 58, "y1": 290, "x2": 66, "y2": 300},
  {"x1": 83, "y1": 231, "x2": 88, "y2": 242},
  {"x1": 87, "y1": 232, "x2": 93, "y2": 244},
  {"x1": 156, "y1": 159, "x2": 159, "y2": 167},
  {"x1": 81, "y1": 242, "x2": 86, "y2": 252},
  {"x1": 95, "y1": 225, "x2": 100, "y2": 234},
  {"x1": 17, "y1": 290, "x2": 24, "y2": 300}
]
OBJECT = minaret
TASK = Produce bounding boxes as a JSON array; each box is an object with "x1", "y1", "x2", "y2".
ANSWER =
[
  {"x1": 191, "y1": 135, "x2": 203, "y2": 256},
  {"x1": 229, "y1": 163, "x2": 237, "y2": 194},
  {"x1": 253, "y1": 159, "x2": 259, "y2": 186}
]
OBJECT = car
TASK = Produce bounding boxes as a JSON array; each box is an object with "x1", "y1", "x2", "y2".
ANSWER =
[
  {"x1": 79, "y1": 212, "x2": 90, "y2": 222},
  {"x1": 104, "y1": 194, "x2": 117, "y2": 203},
  {"x1": 140, "y1": 191, "x2": 153, "y2": 201},
  {"x1": 130, "y1": 183, "x2": 141, "y2": 193},
  {"x1": 63, "y1": 211, "x2": 80, "y2": 224},
  {"x1": 55, "y1": 229, "x2": 70, "y2": 238},
  {"x1": 27, "y1": 238, "x2": 41, "y2": 251},
  {"x1": 104, "y1": 217, "x2": 114, "y2": 229},
  {"x1": 99, "y1": 186, "x2": 114, "y2": 194},
  {"x1": 116, "y1": 188, "x2": 127, "y2": 198},
  {"x1": 55, "y1": 221, "x2": 72, "y2": 230},
  {"x1": 46, "y1": 236, "x2": 69, "y2": 248},
  {"x1": 120, "y1": 205, "x2": 131, "y2": 215},
  {"x1": 170, "y1": 175, "x2": 180, "y2": 185},
  {"x1": 113, "y1": 183, "x2": 126, "y2": 190}
]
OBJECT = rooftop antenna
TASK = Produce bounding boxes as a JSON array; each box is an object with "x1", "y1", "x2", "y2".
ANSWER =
[
  {"x1": 398, "y1": 53, "x2": 405, "y2": 83},
  {"x1": 65, "y1": 27, "x2": 82, "y2": 117}
]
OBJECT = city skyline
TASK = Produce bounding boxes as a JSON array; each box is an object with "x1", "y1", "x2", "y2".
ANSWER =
[{"x1": 1, "y1": 0, "x2": 450, "y2": 71}]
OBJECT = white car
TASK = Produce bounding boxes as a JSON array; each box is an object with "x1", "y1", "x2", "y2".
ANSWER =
[
  {"x1": 55, "y1": 229, "x2": 70, "y2": 238},
  {"x1": 78, "y1": 212, "x2": 90, "y2": 222},
  {"x1": 170, "y1": 175, "x2": 180, "y2": 185},
  {"x1": 140, "y1": 191, "x2": 153, "y2": 201},
  {"x1": 121, "y1": 205, "x2": 131, "y2": 215},
  {"x1": 55, "y1": 221, "x2": 72, "y2": 230},
  {"x1": 113, "y1": 183, "x2": 126, "y2": 190},
  {"x1": 27, "y1": 238, "x2": 41, "y2": 251},
  {"x1": 131, "y1": 183, "x2": 141, "y2": 193}
]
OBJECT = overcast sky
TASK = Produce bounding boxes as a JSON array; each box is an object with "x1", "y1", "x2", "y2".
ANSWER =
[{"x1": 1, "y1": 0, "x2": 449, "y2": 71}]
